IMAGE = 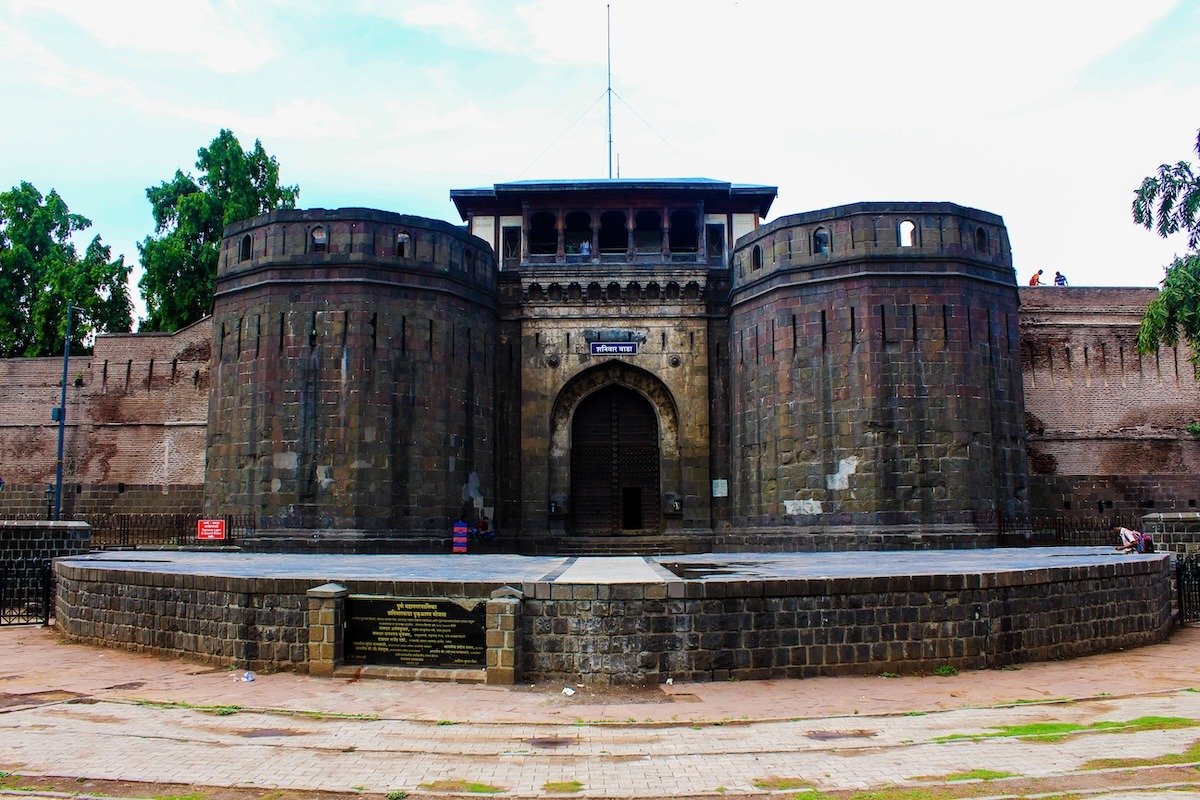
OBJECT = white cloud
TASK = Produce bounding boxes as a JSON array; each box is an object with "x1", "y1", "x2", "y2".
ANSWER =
[{"x1": 10, "y1": 0, "x2": 279, "y2": 73}]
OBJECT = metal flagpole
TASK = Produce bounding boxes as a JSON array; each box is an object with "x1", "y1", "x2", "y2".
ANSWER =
[{"x1": 607, "y1": 4, "x2": 613, "y2": 179}]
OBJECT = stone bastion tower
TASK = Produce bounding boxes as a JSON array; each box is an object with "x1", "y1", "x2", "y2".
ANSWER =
[
  {"x1": 205, "y1": 209, "x2": 497, "y2": 551},
  {"x1": 726, "y1": 203, "x2": 1029, "y2": 547}
]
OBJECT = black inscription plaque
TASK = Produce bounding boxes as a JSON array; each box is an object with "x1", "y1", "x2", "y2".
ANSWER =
[{"x1": 345, "y1": 596, "x2": 486, "y2": 668}]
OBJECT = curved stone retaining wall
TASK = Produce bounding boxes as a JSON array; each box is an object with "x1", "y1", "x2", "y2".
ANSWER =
[{"x1": 53, "y1": 552, "x2": 1173, "y2": 684}]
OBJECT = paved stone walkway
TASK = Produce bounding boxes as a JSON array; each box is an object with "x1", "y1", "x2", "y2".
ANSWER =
[
  {"x1": 57, "y1": 546, "x2": 1148, "y2": 583},
  {"x1": 2, "y1": 624, "x2": 1200, "y2": 799}
]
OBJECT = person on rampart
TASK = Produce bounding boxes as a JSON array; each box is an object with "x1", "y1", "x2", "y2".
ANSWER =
[
  {"x1": 1054, "y1": 271, "x2": 1068, "y2": 286},
  {"x1": 1028, "y1": 269, "x2": 1044, "y2": 286}
]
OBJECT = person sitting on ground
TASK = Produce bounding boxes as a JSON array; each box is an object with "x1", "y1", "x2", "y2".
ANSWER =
[{"x1": 475, "y1": 513, "x2": 495, "y2": 540}]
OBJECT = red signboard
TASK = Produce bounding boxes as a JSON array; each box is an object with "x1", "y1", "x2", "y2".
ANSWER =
[{"x1": 197, "y1": 519, "x2": 226, "y2": 541}]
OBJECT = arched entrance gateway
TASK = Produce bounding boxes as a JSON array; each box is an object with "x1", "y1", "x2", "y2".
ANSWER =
[
  {"x1": 570, "y1": 385, "x2": 660, "y2": 533},
  {"x1": 549, "y1": 362, "x2": 682, "y2": 538}
]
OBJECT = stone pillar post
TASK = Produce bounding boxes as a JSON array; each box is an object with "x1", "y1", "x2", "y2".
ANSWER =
[
  {"x1": 306, "y1": 582, "x2": 347, "y2": 677},
  {"x1": 485, "y1": 586, "x2": 523, "y2": 685}
]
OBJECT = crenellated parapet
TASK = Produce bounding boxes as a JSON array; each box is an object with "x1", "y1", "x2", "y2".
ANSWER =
[{"x1": 732, "y1": 202, "x2": 1011, "y2": 288}]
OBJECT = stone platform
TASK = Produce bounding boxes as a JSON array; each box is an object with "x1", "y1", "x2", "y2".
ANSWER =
[{"x1": 53, "y1": 548, "x2": 1173, "y2": 685}]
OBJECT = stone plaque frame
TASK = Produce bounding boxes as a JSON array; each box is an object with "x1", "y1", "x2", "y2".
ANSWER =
[{"x1": 344, "y1": 595, "x2": 486, "y2": 668}]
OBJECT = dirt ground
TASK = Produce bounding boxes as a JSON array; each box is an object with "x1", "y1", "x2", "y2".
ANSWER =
[{"x1": 3, "y1": 624, "x2": 1200, "y2": 799}]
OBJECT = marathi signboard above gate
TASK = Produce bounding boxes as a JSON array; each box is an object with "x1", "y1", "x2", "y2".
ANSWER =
[{"x1": 590, "y1": 342, "x2": 639, "y2": 355}]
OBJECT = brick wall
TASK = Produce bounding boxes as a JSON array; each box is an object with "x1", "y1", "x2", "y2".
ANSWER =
[
  {"x1": 0, "y1": 322, "x2": 210, "y2": 520},
  {"x1": 1021, "y1": 287, "x2": 1200, "y2": 517}
]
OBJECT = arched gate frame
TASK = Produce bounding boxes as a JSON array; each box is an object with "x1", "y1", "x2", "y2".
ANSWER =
[{"x1": 548, "y1": 362, "x2": 682, "y2": 534}]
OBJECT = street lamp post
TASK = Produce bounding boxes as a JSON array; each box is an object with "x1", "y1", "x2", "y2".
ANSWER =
[{"x1": 54, "y1": 304, "x2": 84, "y2": 521}]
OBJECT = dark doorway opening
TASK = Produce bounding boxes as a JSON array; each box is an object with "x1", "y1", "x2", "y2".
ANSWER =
[
  {"x1": 622, "y1": 488, "x2": 643, "y2": 529},
  {"x1": 570, "y1": 385, "x2": 661, "y2": 534}
]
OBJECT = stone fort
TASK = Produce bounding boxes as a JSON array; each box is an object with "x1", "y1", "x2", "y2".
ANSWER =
[{"x1": 1, "y1": 178, "x2": 1197, "y2": 553}]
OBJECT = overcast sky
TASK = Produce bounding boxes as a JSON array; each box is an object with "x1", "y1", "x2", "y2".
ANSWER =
[{"x1": 2, "y1": 0, "x2": 1199, "y2": 325}]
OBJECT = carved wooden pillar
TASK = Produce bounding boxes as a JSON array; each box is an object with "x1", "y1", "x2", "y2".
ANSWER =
[
  {"x1": 661, "y1": 206, "x2": 671, "y2": 259},
  {"x1": 521, "y1": 202, "x2": 530, "y2": 262},
  {"x1": 625, "y1": 207, "x2": 634, "y2": 259},
  {"x1": 556, "y1": 208, "x2": 565, "y2": 261}
]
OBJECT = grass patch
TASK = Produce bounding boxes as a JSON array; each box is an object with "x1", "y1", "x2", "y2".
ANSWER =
[
  {"x1": 418, "y1": 779, "x2": 505, "y2": 794},
  {"x1": 385, "y1": 793, "x2": 408, "y2": 800},
  {"x1": 935, "y1": 716, "x2": 1200, "y2": 743},
  {"x1": 542, "y1": 780, "x2": 584, "y2": 793},
  {"x1": 1083, "y1": 738, "x2": 1200, "y2": 769},
  {"x1": 753, "y1": 776, "x2": 812, "y2": 790},
  {"x1": 1004, "y1": 697, "x2": 1070, "y2": 705},
  {"x1": 913, "y1": 769, "x2": 1017, "y2": 782},
  {"x1": 154, "y1": 793, "x2": 206, "y2": 800},
  {"x1": 847, "y1": 789, "x2": 937, "y2": 800},
  {"x1": 882, "y1": 672, "x2": 901, "y2": 679},
  {"x1": 933, "y1": 665, "x2": 959, "y2": 677},
  {"x1": 435, "y1": 720, "x2": 458, "y2": 726}
]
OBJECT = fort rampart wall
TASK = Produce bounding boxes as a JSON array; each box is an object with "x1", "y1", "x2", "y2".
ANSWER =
[
  {"x1": 0, "y1": 322, "x2": 210, "y2": 519},
  {"x1": 1020, "y1": 287, "x2": 1200, "y2": 518}
]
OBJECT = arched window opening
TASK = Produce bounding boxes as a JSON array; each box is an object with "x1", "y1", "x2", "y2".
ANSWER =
[
  {"x1": 974, "y1": 226, "x2": 989, "y2": 252},
  {"x1": 633, "y1": 210, "x2": 662, "y2": 254},
  {"x1": 598, "y1": 210, "x2": 627, "y2": 254},
  {"x1": 396, "y1": 231, "x2": 411, "y2": 258},
  {"x1": 311, "y1": 226, "x2": 327, "y2": 253},
  {"x1": 239, "y1": 234, "x2": 252, "y2": 261},
  {"x1": 668, "y1": 209, "x2": 698, "y2": 253},
  {"x1": 898, "y1": 220, "x2": 916, "y2": 247},
  {"x1": 813, "y1": 227, "x2": 831, "y2": 255},
  {"x1": 752, "y1": 244, "x2": 763, "y2": 270},
  {"x1": 564, "y1": 211, "x2": 591, "y2": 255},
  {"x1": 528, "y1": 212, "x2": 557, "y2": 255}
]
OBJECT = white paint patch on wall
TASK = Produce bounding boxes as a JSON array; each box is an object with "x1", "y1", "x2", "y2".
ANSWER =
[
  {"x1": 784, "y1": 499, "x2": 822, "y2": 515},
  {"x1": 826, "y1": 456, "x2": 859, "y2": 490}
]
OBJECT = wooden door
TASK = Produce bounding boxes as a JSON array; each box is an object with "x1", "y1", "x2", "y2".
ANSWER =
[{"x1": 570, "y1": 385, "x2": 660, "y2": 534}]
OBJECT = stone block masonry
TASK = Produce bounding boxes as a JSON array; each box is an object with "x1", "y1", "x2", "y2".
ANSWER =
[
  {"x1": 729, "y1": 203, "x2": 1027, "y2": 533},
  {"x1": 519, "y1": 559, "x2": 1171, "y2": 684},
  {"x1": 1, "y1": 520, "x2": 91, "y2": 575},
  {"x1": 53, "y1": 552, "x2": 1171, "y2": 684},
  {"x1": 207, "y1": 209, "x2": 497, "y2": 549}
]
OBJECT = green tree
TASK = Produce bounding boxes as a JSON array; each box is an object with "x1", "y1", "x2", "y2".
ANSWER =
[
  {"x1": 138, "y1": 129, "x2": 299, "y2": 332},
  {"x1": 0, "y1": 181, "x2": 132, "y2": 358},
  {"x1": 1133, "y1": 128, "x2": 1200, "y2": 377}
]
